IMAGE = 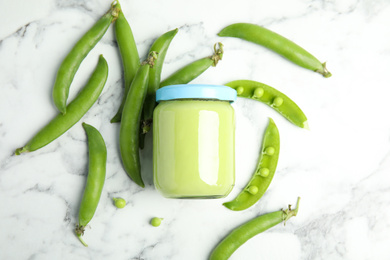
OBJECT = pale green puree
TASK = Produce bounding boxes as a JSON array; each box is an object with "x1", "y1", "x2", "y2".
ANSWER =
[{"x1": 153, "y1": 100, "x2": 235, "y2": 198}]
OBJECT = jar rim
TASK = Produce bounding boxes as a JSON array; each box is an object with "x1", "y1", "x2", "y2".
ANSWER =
[{"x1": 156, "y1": 84, "x2": 237, "y2": 102}]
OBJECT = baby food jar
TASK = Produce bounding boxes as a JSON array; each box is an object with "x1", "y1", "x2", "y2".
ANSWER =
[{"x1": 153, "y1": 84, "x2": 237, "y2": 199}]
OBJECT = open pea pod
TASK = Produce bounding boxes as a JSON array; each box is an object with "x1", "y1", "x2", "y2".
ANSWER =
[
  {"x1": 223, "y1": 118, "x2": 279, "y2": 211},
  {"x1": 225, "y1": 80, "x2": 308, "y2": 129}
]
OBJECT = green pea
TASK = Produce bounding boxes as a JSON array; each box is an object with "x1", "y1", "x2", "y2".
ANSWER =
[
  {"x1": 210, "y1": 198, "x2": 300, "y2": 260},
  {"x1": 264, "y1": 146, "x2": 275, "y2": 156},
  {"x1": 253, "y1": 87, "x2": 264, "y2": 98},
  {"x1": 223, "y1": 118, "x2": 280, "y2": 211},
  {"x1": 218, "y1": 22, "x2": 331, "y2": 77},
  {"x1": 272, "y1": 97, "x2": 284, "y2": 107},
  {"x1": 150, "y1": 217, "x2": 163, "y2": 227},
  {"x1": 236, "y1": 86, "x2": 244, "y2": 95},
  {"x1": 113, "y1": 197, "x2": 126, "y2": 209},
  {"x1": 258, "y1": 168, "x2": 270, "y2": 177},
  {"x1": 225, "y1": 80, "x2": 308, "y2": 129},
  {"x1": 247, "y1": 186, "x2": 258, "y2": 195}
]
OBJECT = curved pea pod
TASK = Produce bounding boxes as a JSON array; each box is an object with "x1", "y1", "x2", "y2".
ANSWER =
[
  {"x1": 225, "y1": 80, "x2": 308, "y2": 129},
  {"x1": 110, "y1": 2, "x2": 141, "y2": 123},
  {"x1": 119, "y1": 52, "x2": 157, "y2": 187},
  {"x1": 15, "y1": 55, "x2": 108, "y2": 155},
  {"x1": 142, "y1": 28, "x2": 179, "y2": 125},
  {"x1": 218, "y1": 23, "x2": 331, "y2": 78},
  {"x1": 159, "y1": 42, "x2": 224, "y2": 88},
  {"x1": 223, "y1": 118, "x2": 279, "y2": 211},
  {"x1": 210, "y1": 198, "x2": 300, "y2": 260},
  {"x1": 75, "y1": 123, "x2": 107, "y2": 247},
  {"x1": 53, "y1": 2, "x2": 119, "y2": 114}
]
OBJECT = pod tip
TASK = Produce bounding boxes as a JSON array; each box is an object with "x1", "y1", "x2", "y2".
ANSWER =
[
  {"x1": 15, "y1": 146, "x2": 28, "y2": 155},
  {"x1": 319, "y1": 62, "x2": 332, "y2": 78},
  {"x1": 303, "y1": 121, "x2": 310, "y2": 130}
]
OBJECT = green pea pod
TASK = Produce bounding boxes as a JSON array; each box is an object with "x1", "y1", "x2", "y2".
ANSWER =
[
  {"x1": 53, "y1": 2, "x2": 119, "y2": 114},
  {"x1": 159, "y1": 42, "x2": 224, "y2": 88},
  {"x1": 218, "y1": 23, "x2": 331, "y2": 78},
  {"x1": 120, "y1": 52, "x2": 157, "y2": 188},
  {"x1": 75, "y1": 123, "x2": 107, "y2": 247},
  {"x1": 110, "y1": 3, "x2": 141, "y2": 123},
  {"x1": 142, "y1": 28, "x2": 178, "y2": 124},
  {"x1": 223, "y1": 118, "x2": 279, "y2": 211},
  {"x1": 225, "y1": 80, "x2": 308, "y2": 129},
  {"x1": 210, "y1": 198, "x2": 300, "y2": 260},
  {"x1": 15, "y1": 55, "x2": 108, "y2": 155}
]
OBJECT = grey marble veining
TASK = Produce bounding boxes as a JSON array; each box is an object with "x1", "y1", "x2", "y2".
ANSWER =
[{"x1": 1, "y1": 0, "x2": 390, "y2": 259}]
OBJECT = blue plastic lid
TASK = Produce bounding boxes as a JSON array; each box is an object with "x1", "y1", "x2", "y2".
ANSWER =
[{"x1": 156, "y1": 84, "x2": 237, "y2": 102}]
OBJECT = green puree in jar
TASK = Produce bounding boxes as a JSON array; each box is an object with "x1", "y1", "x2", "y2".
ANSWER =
[{"x1": 153, "y1": 85, "x2": 236, "y2": 199}]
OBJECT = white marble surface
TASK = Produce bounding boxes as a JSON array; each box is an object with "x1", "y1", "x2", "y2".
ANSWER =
[{"x1": 1, "y1": 0, "x2": 390, "y2": 259}]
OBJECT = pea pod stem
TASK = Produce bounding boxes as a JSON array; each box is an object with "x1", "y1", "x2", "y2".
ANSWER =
[
  {"x1": 15, "y1": 55, "x2": 108, "y2": 155},
  {"x1": 218, "y1": 23, "x2": 331, "y2": 77},
  {"x1": 283, "y1": 197, "x2": 300, "y2": 223},
  {"x1": 110, "y1": 1, "x2": 141, "y2": 123},
  {"x1": 53, "y1": 2, "x2": 119, "y2": 114},
  {"x1": 76, "y1": 233, "x2": 88, "y2": 247},
  {"x1": 119, "y1": 52, "x2": 158, "y2": 187},
  {"x1": 225, "y1": 80, "x2": 309, "y2": 129},
  {"x1": 209, "y1": 197, "x2": 300, "y2": 260},
  {"x1": 223, "y1": 118, "x2": 280, "y2": 211}
]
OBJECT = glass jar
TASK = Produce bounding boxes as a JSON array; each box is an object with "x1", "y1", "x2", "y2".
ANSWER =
[{"x1": 153, "y1": 84, "x2": 236, "y2": 199}]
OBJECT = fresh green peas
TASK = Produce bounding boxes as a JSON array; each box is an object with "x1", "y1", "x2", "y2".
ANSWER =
[
  {"x1": 53, "y1": 2, "x2": 119, "y2": 115},
  {"x1": 150, "y1": 217, "x2": 163, "y2": 227},
  {"x1": 110, "y1": 2, "x2": 141, "y2": 123},
  {"x1": 223, "y1": 118, "x2": 280, "y2": 211},
  {"x1": 225, "y1": 80, "x2": 309, "y2": 129},
  {"x1": 258, "y1": 168, "x2": 270, "y2": 177},
  {"x1": 113, "y1": 197, "x2": 126, "y2": 209},
  {"x1": 75, "y1": 123, "x2": 107, "y2": 247},
  {"x1": 253, "y1": 87, "x2": 264, "y2": 98},
  {"x1": 15, "y1": 55, "x2": 108, "y2": 155},
  {"x1": 264, "y1": 146, "x2": 275, "y2": 156},
  {"x1": 119, "y1": 52, "x2": 157, "y2": 188},
  {"x1": 236, "y1": 86, "x2": 244, "y2": 95},
  {"x1": 247, "y1": 186, "x2": 258, "y2": 195},
  {"x1": 210, "y1": 198, "x2": 300, "y2": 260},
  {"x1": 218, "y1": 23, "x2": 331, "y2": 78},
  {"x1": 158, "y1": 42, "x2": 224, "y2": 89},
  {"x1": 272, "y1": 97, "x2": 284, "y2": 107}
]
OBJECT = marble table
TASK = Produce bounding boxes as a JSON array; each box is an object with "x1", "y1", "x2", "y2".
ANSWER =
[{"x1": 1, "y1": 0, "x2": 390, "y2": 259}]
